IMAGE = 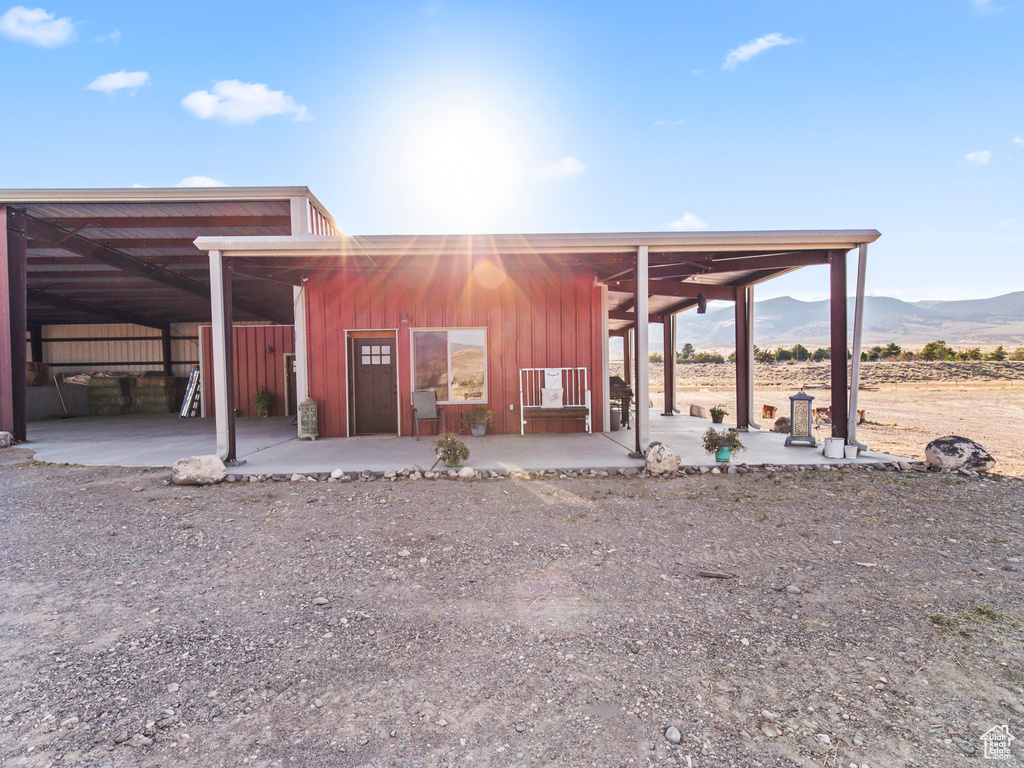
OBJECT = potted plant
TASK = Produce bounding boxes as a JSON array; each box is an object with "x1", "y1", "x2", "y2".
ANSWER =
[
  {"x1": 462, "y1": 405, "x2": 494, "y2": 437},
  {"x1": 434, "y1": 431, "x2": 470, "y2": 468},
  {"x1": 702, "y1": 427, "x2": 745, "y2": 463},
  {"x1": 255, "y1": 390, "x2": 274, "y2": 417},
  {"x1": 710, "y1": 404, "x2": 728, "y2": 424}
]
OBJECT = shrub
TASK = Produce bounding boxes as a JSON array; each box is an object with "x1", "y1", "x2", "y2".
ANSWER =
[
  {"x1": 790, "y1": 344, "x2": 809, "y2": 361},
  {"x1": 649, "y1": 352, "x2": 663, "y2": 364},
  {"x1": 1010, "y1": 347, "x2": 1024, "y2": 361},
  {"x1": 919, "y1": 340, "x2": 954, "y2": 361},
  {"x1": 434, "y1": 432, "x2": 470, "y2": 466},
  {"x1": 987, "y1": 345, "x2": 1007, "y2": 361}
]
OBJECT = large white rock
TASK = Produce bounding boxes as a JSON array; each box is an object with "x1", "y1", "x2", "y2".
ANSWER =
[
  {"x1": 171, "y1": 455, "x2": 227, "y2": 485},
  {"x1": 689, "y1": 404, "x2": 709, "y2": 419},
  {"x1": 0, "y1": 431, "x2": 13, "y2": 449},
  {"x1": 457, "y1": 466, "x2": 476, "y2": 479},
  {"x1": 925, "y1": 435, "x2": 995, "y2": 472},
  {"x1": 645, "y1": 441, "x2": 680, "y2": 474}
]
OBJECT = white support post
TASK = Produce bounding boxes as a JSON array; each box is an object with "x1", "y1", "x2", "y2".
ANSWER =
[
  {"x1": 290, "y1": 196, "x2": 310, "y2": 235},
  {"x1": 208, "y1": 250, "x2": 232, "y2": 461},
  {"x1": 848, "y1": 243, "x2": 869, "y2": 450},
  {"x1": 293, "y1": 285, "x2": 310, "y2": 433},
  {"x1": 745, "y1": 286, "x2": 761, "y2": 429},
  {"x1": 635, "y1": 245, "x2": 650, "y2": 453},
  {"x1": 601, "y1": 283, "x2": 610, "y2": 433}
]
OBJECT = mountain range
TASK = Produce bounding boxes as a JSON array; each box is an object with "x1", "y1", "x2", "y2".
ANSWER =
[{"x1": 644, "y1": 291, "x2": 1024, "y2": 351}]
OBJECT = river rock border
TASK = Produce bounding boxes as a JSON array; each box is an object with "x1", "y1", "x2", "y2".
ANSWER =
[{"x1": 222, "y1": 459, "x2": 1002, "y2": 484}]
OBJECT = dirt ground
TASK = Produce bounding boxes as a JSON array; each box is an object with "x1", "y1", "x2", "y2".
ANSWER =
[
  {"x1": 632, "y1": 361, "x2": 1024, "y2": 478},
  {"x1": 2, "y1": 452, "x2": 1023, "y2": 767}
]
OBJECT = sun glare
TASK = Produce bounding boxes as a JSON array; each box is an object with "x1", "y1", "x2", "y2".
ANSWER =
[{"x1": 400, "y1": 106, "x2": 524, "y2": 232}]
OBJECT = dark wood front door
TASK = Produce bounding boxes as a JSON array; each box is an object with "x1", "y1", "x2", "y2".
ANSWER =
[{"x1": 351, "y1": 337, "x2": 397, "y2": 434}]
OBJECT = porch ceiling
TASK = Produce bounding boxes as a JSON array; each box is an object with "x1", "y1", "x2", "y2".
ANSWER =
[{"x1": 2, "y1": 187, "x2": 336, "y2": 328}]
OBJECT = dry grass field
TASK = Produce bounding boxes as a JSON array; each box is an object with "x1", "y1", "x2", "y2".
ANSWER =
[{"x1": 631, "y1": 360, "x2": 1024, "y2": 477}]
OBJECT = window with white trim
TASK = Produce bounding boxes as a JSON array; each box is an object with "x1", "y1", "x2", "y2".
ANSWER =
[{"x1": 412, "y1": 328, "x2": 487, "y2": 404}]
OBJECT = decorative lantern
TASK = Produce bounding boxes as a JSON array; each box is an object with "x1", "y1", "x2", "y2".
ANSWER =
[
  {"x1": 298, "y1": 397, "x2": 319, "y2": 441},
  {"x1": 785, "y1": 389, "x2": 816, "y2": 447}
]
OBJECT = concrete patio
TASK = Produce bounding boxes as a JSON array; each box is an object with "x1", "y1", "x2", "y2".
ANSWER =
[{"x1": 25, "y1": 410, "x2": 902, "y2": 475}]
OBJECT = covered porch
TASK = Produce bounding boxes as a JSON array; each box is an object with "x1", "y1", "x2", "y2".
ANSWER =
[{"x1": 25, "y1": 410, "x2": 902, "y2": 474}]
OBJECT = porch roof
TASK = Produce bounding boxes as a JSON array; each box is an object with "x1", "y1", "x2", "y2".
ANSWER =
[
  {"x1": 194, "y1": 229, "x2": 881, "y2": 331},
  {"x1": 1, "y1": 187, "x2": 337, "y2": 328}
]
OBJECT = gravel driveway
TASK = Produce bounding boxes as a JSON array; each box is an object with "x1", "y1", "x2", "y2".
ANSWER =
[{"x1": 1, "y1": 451, "x2": 1022, "y2": 767}]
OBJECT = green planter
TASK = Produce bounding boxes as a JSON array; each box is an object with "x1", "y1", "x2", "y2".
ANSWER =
[{"x1": 715, "y1": 446, "x2": 732, "y2": 462}]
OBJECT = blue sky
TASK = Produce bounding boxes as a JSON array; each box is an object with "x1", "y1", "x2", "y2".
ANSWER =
[{"x1": 1, "y1": 0, "x2": 1021, "y2": 302}]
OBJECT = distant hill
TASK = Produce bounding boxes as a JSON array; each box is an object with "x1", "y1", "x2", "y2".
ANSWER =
[{"x1": 646, "y1": 291, "x2": 1024, "y2": 351}]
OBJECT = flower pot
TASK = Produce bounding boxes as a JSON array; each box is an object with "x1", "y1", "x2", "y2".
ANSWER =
[
  {"x1": 711, "y1": 414, "x2": 725, "y2": 424},
  {"x1": 444, "y1": 460, "x2": 462, "y2": 468},
  {"x1": 470, "y1": 423, "x2": 486, "y2": 437},
  {"x1": 610, "y1": 408, "x2": 621, "y2": 431},
  {"x1": 715, "y1": 446, "x2": 732, "y2": 462}
]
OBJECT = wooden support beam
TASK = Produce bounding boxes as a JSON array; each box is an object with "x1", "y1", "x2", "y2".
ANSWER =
[
  {"x1": 209, "y1": 251, "x2": 237, "y2": 463},
  {"x1": 829, "y1": 250, "x2": 849, "y2": 440},
  {"x1": 662, "y1": 313, "x2": 676, "y2": 415},
  {"x1": 161, "y1": 324, "x2": 173, "y2": 375},
  {"x1": 607, "y1": 279, "x2": 735, "y2": 302},
  {"x1": 633, "y1": 246, "x2": 649, "y2": 455},
  {"x1": 623, "y1": 327, "x2": 632, "y2": 388},
  {"x1": 2, "y1": 207, "x2": 28, "y2": 441},
  {"x1": 25, "y1": 215, "x2": 289, "y2": 324},
  {"x1": 27, "y1": 288, "x2": 167, "y2": 329},
  {"x1": 734, "y1": 287, "x2": 750, "y2": 429},
  {"x1": 29, "y1": 321, "x2": 43, "y2": 364},
  {"x1": 708, "y1": 250, "x2": 829, "y2": 272}
]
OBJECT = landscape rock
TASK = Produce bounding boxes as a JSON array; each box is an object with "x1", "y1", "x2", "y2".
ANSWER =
[
  {"x1": 689, "y1": 404, "x2": 709, "y2": 419},
  {"x1": 925, "y1": 435, "x2": 995, "y2": 472},
  {"x1": 126, "y1": 733, "x2": 153, "y2": 748},
  {"x1": 171, "y1": 455, "x2": 226, "y2": 485},
  {"x1": 772, "y1": 416, "x2": 791, "y2": 434},
  {"x1": 644, "y1": 441, "x2": 680, "y2": 474},
  {"x1": 331, "y1": 468, "x2": 344, "y2": 479},
  {"x1": 0, "y1": 431, "x2": 14, "y2": 448},
  {"x1": 457, "y1": 467, "x2": 476, "y2": 479},
  {"x1": 665, "y1": 725, "x2": 681, "y2": 744}
]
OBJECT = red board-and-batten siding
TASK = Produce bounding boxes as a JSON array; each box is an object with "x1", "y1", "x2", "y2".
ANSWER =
[
  {"x1": 200, "y1": 325, "x2": 295, "y2": 417},
  {"x1": 304, "y1": 266, "x2": 605, "y2": 438}
]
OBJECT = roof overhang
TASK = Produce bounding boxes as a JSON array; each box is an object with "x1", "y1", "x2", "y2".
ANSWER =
[
  {"x1": 195, "y1": 229, "x2": 881, "y2": 331},
  {"x1": 2, "y1": 187, "x2": 338, "y2": 327}
]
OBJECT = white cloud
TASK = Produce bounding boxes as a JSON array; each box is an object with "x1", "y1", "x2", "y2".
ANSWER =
[
  {"x1": 538, "y1": 156, "x2": 585, "y2": 180},
  {"x1": 965, "y1": 150, "x2": 992, "y2": 165},
  {"x1": 971, "y1": 0, "x2": 996, "y2": 13},
  {"x1": 181, "y1": 80, "x2": 311, "y2": 124},
  {"x1": 724, "y1": 33, "x2": 796, "y2": 70},
  {"x1": 94, "y1": 28, "x2": 120, "y2": 43},
  {"x1": 86, "y1": 70, "x2": 150, "y2": 95},
  {"x1": 654, "y1": 118, "x2": 685, "y2": 126},
  {"x1": 0, "y1": 6, "x2": 75, "y2": 47},
  {"x1": 997, "y1": 217, "x2": 1018, "y2": 227},
  {"x1": 1015, "y1": 136, "x2": 1024, "y2": 146},
  {"x1": 176, "y1": 176, "x2": 227, "y2": 187},
  {"x1": 668, "y1": 213, "x2": 708, "y2": 231}
]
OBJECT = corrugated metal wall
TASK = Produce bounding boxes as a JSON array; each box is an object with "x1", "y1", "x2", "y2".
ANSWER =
[
  {"x1": 304, "y1": 267, "x2": 604, "y2": 438},
  {"x1": 199, "y1": 325, "x2": 296, "y2": 417},
  {"x1": 30, "y1": 323, "x2": 200, "y2": 378}
]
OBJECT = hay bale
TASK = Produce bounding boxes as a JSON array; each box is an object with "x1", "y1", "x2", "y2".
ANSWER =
[{"x1": 26, "y1": 361, "x2": 50, "y2": 387}]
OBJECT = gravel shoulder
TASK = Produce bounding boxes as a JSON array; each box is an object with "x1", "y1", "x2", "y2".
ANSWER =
[{"x1": 2, "y1": 457, "x2": 1023, "y2": 767}]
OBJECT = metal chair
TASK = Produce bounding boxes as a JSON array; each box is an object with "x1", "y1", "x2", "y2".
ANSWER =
[{"x1": 412, "y1": 390, "x2": 445, "y2": 440}]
